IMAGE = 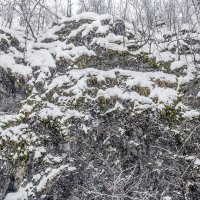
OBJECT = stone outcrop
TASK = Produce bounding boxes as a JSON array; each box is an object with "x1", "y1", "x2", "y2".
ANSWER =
[{"x1": 0, "y1": 12, "x2": 200, "y2": 200}]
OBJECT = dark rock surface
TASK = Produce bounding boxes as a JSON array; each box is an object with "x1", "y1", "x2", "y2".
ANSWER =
[{"x1": 0, "y1": 68, "x2": 27, "y2": 113}]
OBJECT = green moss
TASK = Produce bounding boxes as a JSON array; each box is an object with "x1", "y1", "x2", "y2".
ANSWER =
[
  {"x1": 155, "y1": 78, "x2": 177, "y2": 88},
  {"x1": 15, "y1": 77, "x2": 26, "y2": 90},
  {"x1": 26, "y1": 84, "x2": 34, "y2": 96},
  {"x1": 40, "y1": 116, "x2": 61, "y2": 133},
  {"x1": 23, "y1": 151, "x2": 30, "y2": 163},
  {"x1": 14, "y1": 148, "x2": 30, "y2": 165},
  {"x1": 134, "y1": 86, "x2": 151, "y2": 96},
  {"x1": 105, "y1": 48, "x2": 129, "y2": 57},
  {"x1": 122, "y1": 99, "x2": 135, "y2": 110},
  {"x1": 2, "y1": 114, "x2": 26, "y2": 129},
  {"x1": 157, "y1": 61, "x2": 172, "y2": 73},
  {"x1": 136, "y1": 53, "x2": 158, "y2": 68},
  {"x1": 86, "y1": 75, "x2": 98, "y2": 87},
  {"x1": 68, "y1": 96, "x2": 89, "y2": 110},
  {"x1": 83, "y1": 88, "x2": 98, "y2": 98},
  {"x1": 75, "y1": 55, "x2": 94, "y2": 68},
  {"x1": 160, "y1": 104, "x2": 181, "y2": 122},
  {"x1": 56, "y1": 57, "x2": 74, "y2": 69},
  {"x1": 1, "y1": 139, "x2": 30, "y2": 166},
  {"x1": 97, "y1": 96, "x2": 106, "y2": 110}
]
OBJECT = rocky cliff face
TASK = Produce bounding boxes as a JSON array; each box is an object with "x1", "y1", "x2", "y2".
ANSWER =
[{"x1": 0, "y1": 13, "x2": 200, "y2": 200}]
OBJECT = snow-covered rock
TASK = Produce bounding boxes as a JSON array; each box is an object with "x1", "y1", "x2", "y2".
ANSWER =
[{"x1": 0, "y1": 12, "x2": 200, "y2": 200}]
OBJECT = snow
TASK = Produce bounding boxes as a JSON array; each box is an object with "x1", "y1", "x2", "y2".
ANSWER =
[
  {"x1": 0, "y1": 54, "x2": 15, "y2": 68},
  {"x1": 1, "y1": 12, "x2": 200, "y2": 200},
  {"x1": 185, "y1": 156, "x2": 196, "y2": 160},
  {"x1": 81, "y1": 20, "x2": 104, "y2": 37},
  {"x1": 44, "y1": 67, "x2": 179, "y2": 112},
  {"x1": 91, "y1": 36, "x2": 127, "y2": 51},
  {"x1": 68, "y1": 166, "x2": 76, "y2": 171},
  {"x1": 156, "y1": 51, "x2": 176, "y2": 62},
  {"x1": 194, "y1": 158, "x2": 200, "y2": 166},
  {"x1": 65, "y1": 46, "x2": 95, "y2": 58},
  {"x1": 170, "y1": 60, "x2": 187, "y2": 71},
  {"x1": 28, "y1": 49, "x2": 56, "y2": 68},
  {"x1": 149, "y1": 87, "x2": 178, "y2": 104},
  {"x1": 33, "y1": 174, "x2": 41, "y2": 181},
  {"x1": 0, "y1": 54, "x2": 32, "y2": 76},
  {"x1": 1, "y1": 123, "x2": 30, "y2": 142},
  {"x1": 67, "y1": 68, "x2": 176, "y2": 87},
  {"x1": 60, "y1": 110, "x2": 85, "y2": 122},
  {"x1": 64, "y1": 16, "x2": 110, "y2": 44},
  {"x1": 69, "y1": 23, "x2": 88, "y2": 38},
  {"x1": 36, "y1": 164, "x2": 76, "y2": 192},
  {"x1": 5, "y1": 183, "x2": 34, "y2": 200},
  {"x1": 97, "y1": 86, "x2": 153, "y2": 104},
  {"x1": 0, "y1": 25, "x2": 26, "y2": 46},
  {"x1": 20, "y1": 104, "x2": 33, "y2": 113},
  {"x1": 182, "y1": 110, "x2": 200, "y2": 119},
  {"x1": 39, "y1": 24, "x2": 65, "y2": 42},
  {"x1": 0, "y1": 33, "x2": 8, "y2": 40},
  {"x1": 34, "y1": 147, "x2": 46, "y2": 159},
  {"x1": 56, "y1": 45, "x2": 96, "y2": 61},
  {"x1": 36, "y1": 165, "x2": 67, "y2": 192},
  {"x1": 43, "y1": 155, "x2": 63, "y2": 163},
  {"x1": 163, "y1": 196, "x2": 172, "y2": 200},
  {"x1": 46, "y1": 75, "x2": 70, "y2": 91},
  {"x1": 38, "y1": 103, "x2": 63, "y2": 119},
  {"x1": 9, "y1": 64, "x2": 32, "y2": 76},
  {"x1": 60, "y1": 12, "x2": 112, "y2": 24},
  {"x1": 96, "y1": 24, "x2": 109, "y2": 34},
  {"x1": 106, "y1": 101, "x2": 124, "y2": 113},
  {"x1": 33, "y1": 40, "x2": 68, "y2": 51}
]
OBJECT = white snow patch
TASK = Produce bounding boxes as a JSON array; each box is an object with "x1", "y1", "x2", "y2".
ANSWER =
[
  {"x1": 38, "y1": 103, "x2": 63, "y2": 119},
  {"x1": 163, "y1": 196, "x2": 172, "y2": 200},
  {"x1": 46, "y1": 75, "x2": 70, "y2": 91},
  {"x1": 97, "y1": 85, "x2": 152, "y2": 104},
  {"x1": 60, "y1": 12, "x2": 112, "y2": 24},
  {"x1": 34, "y1": 147, "x2": 46, "y2": 159},
  {"x1": 28, "y1": 49, "x2": 56, "y2": 68},
  {"x1": 0, "y1": 54, "x2": 32, "y2": 76},
  {"x1": 170, "y1": 60, "x2": 187, "y2": 71},
  {"x1": 182, "y1": 110, "x2": 200, "y2": 118},
  {"x1": 150, "y1": 87, "x2": 178, "y2": 104},
  {"x1": 194, "y1": 158, "x2": 200, "y2": 166},
  {"x1": 36, "y1": 164, "x2": 76, "y2": 192},
  {"x1": 5, "y1": 183, "x2": 34, "y2": 200}
]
